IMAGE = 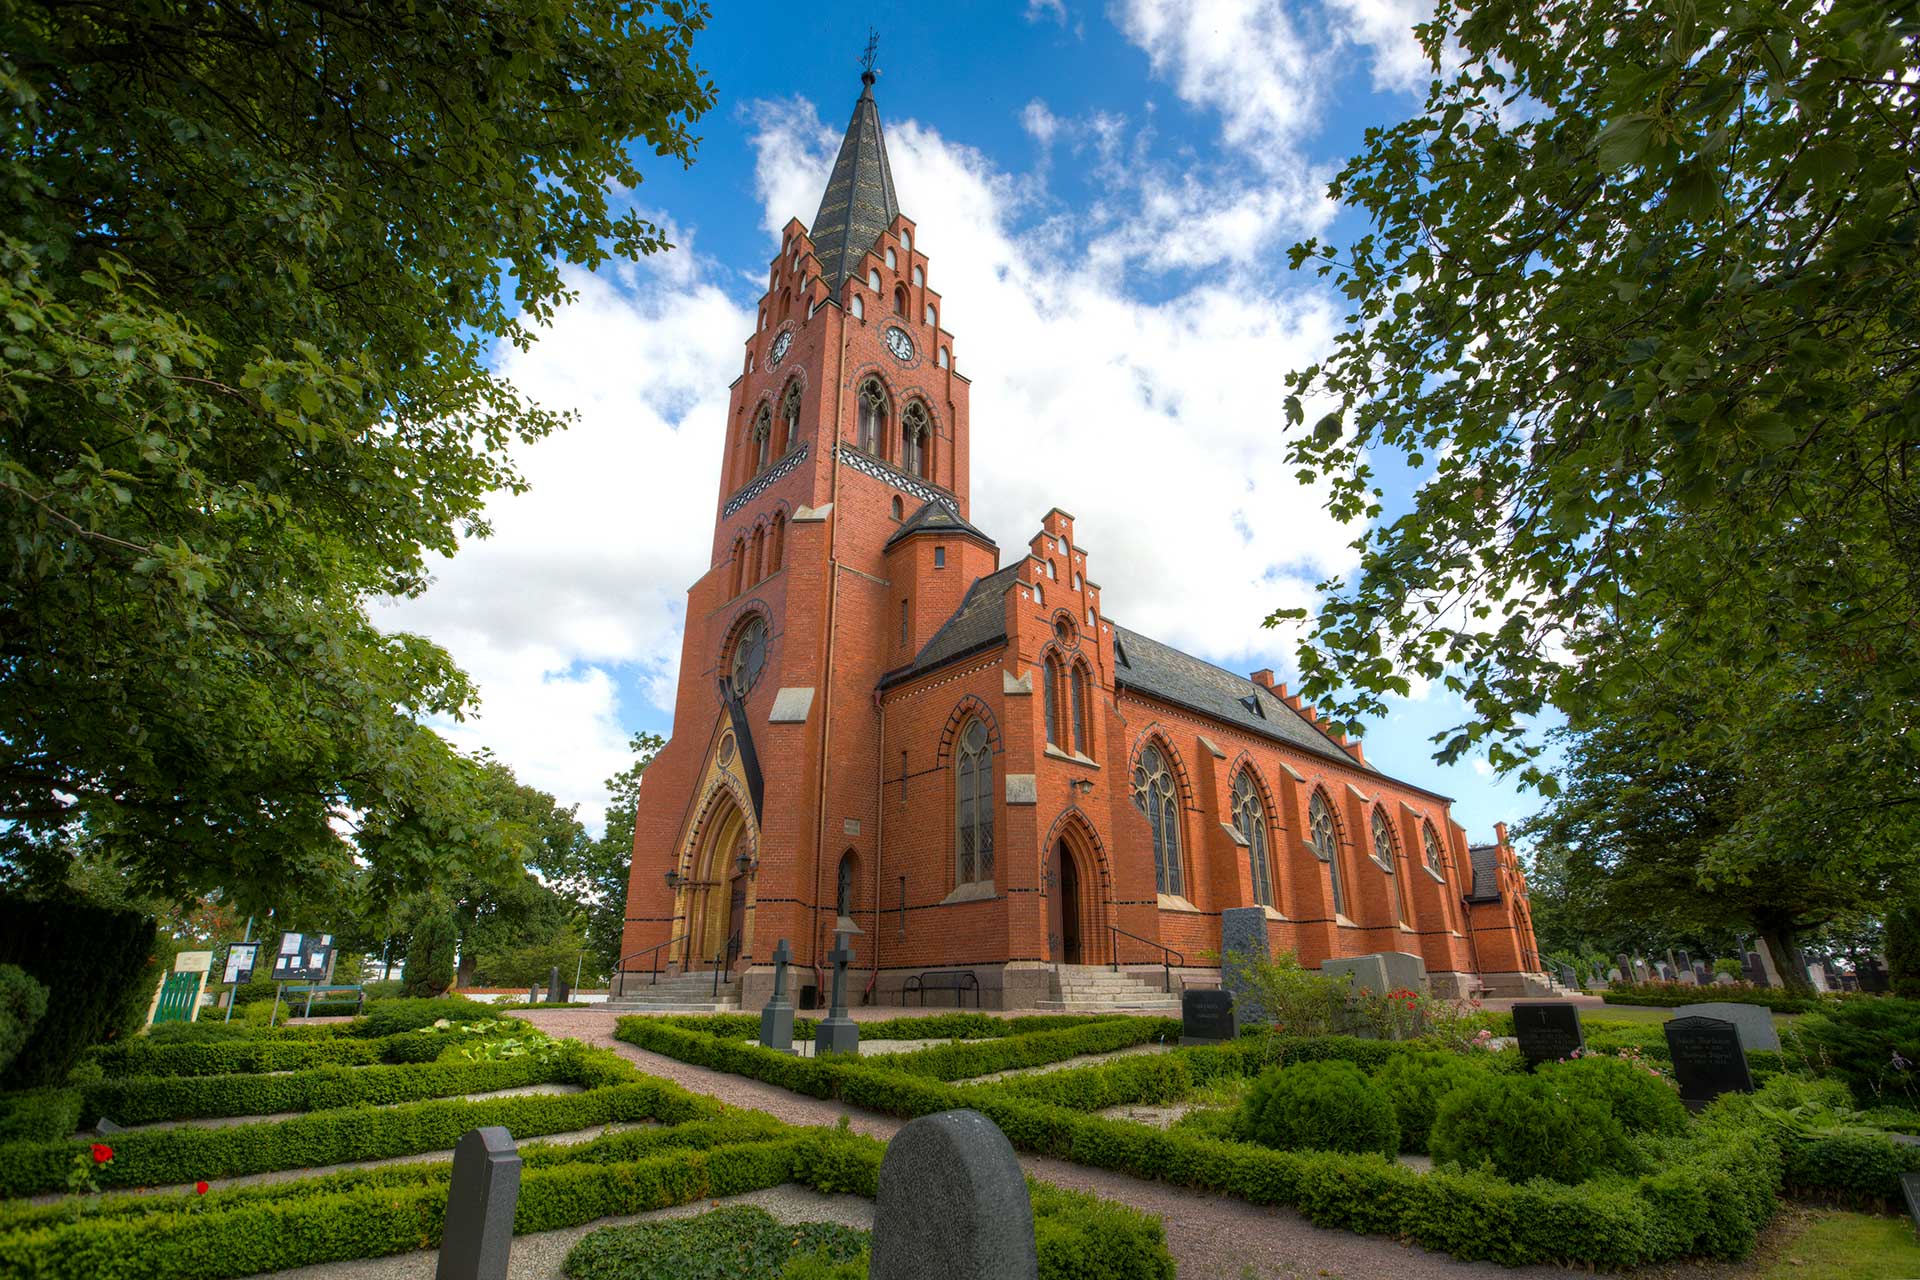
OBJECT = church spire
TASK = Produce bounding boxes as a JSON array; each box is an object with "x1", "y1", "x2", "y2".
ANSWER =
[{"x1": 809, "y1": 54, "x2": 900, "y2": 294}]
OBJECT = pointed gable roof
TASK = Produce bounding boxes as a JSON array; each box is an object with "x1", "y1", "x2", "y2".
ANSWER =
[
  {"x1": 810, "y1": 73, "x2": 901, "y2": 293},
  {"x1": 885, "y1": 499, "x2": 995, "y2": 550}
]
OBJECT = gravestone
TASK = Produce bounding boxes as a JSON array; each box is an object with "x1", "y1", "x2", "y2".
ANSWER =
[
  {"x1": 1902, "y1": 1170, "x2": 1920, "y2": 1235},
  {"x1": 1692, "y1": 962, "x2": 1711, "y2": 986},
  {"x1": 1805, "y1": 962, "x2": 1829, "y2": 992},
  {"x1": 1742, "y1": 951, "x2": 1769, "y2": 987},
  {"x1": 1376, "y1": 950, "x2": 1429, "y2": 996},
  {"x1": 1615, "y1": 953, "x2": 1633, "y2": 983},
  {"x1": 546, "y1": 966, "x2": 569, "y2": 1003},
  {"x1": 1713, "y1": 973, "x2": 1736, "y2": 986},
  {"x1": 1321, "y1": 954, "x2": 1389, "y2": 997},
  {"x1": 1555, "y1": 962, "x2": 1579, "y2": 990},
  {"x1": 815, "y1": 931, "x2": 860, "y2": 1056},
  {"x1": 1671, "y1": 1001, "x2": 1780, "y2": 1051},
  {"x1": 759, "y1": 938, "x2": 796, "y2": 1053},
  {"x1": 1606, "y1": 967, "x2": 1622, "y2": 983},
  {"x1": 1674, "y1": 948, "x2": 1691, "y2": 975},
  {"x1": 437, "y1": 1126, "x2": 521, "y2": 1280},
  {"x1": 870, "y1": 1110, "x2": 1038, "y2": 1280},
  {"x1": 1180, "y1": 988, "x2": 1237, "y2": 1045},
  {"x1": 1860, "y1": 957, "x2": 1891, "y2": 994},
  {"x1": 1665, "y1": 1016, "x2": 1754, "y2": 1111},
  {"x1": 1632, "y1": 958, "x2": 1651, "y2": 982},
  {"x1": 1512, "y1": 1002, "x2": 1585, "y2": 1068},
  {"x1": 1654, "y1": 961, "x2": 1675, "y2": 982},
  {"x1": 1219, "y1": 906, "x2": 1270, "y2": 1020}
]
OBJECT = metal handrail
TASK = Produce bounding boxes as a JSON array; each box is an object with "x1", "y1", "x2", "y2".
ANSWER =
[
  {"x1": 1108, "y1": 925, "x2": 1184, "y2": 993},
  {"x1": 613, "y1": 933, "x2": 687, "y2": 999},
  {"x1": 711, "y1": 934, "x2": 742, "y2": 999}
]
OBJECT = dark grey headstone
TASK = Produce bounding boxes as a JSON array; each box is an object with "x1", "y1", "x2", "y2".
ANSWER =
[
  {"x1": 1902, "y1": 1170, "x2": 1920, "y2": 1232},
  {"x1": 1180, "y1": 988, "x2": 1237, "y2": 1045},
  {"x1": 437, "y1": 1126, "x2": 521, "y2": 1280},
  {"x1": 1219, "y1": 906, "x2": 1270, "y2": 1019},
  {"x1": 871, "y1": 1110, "x2": 1038, "y2": 1280},
  {"x1": 1614, "y1": 953, "x2": 1632, "y2": 981},
  {"x1": 1742, "y1": 951, "x2": 1770, "y2": 988},
  {"x1": 546, "y1": 966, "x2": 568, "y2": 1003},
  {"x1": 760, "y1": 938, "x2": 796, "y2": 1054},
  {"x1": 1665, "y1": 1016, "x2": 1754, "y2": 1110},
  {"x1": 1691, "y1": 962, "x2": 1711, "y2": 986},
  {"x1": 1861, "y1": 957, "x2": 1891, "y2": 994},
  {"x1": 1672, "y1": 1000, "x2": 1780, "y2": 1051},
  {"x1": 1512, "y1": 1002, "x2": 1584, "y2": 1068},
  {"x1": 815, "y1": 931, "x2": 860, "y2": 1056}
]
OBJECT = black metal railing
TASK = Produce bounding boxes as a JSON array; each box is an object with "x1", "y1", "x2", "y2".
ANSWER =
[
  {"x1": 1108, "y1": 925, "x2": 1184, "y2": 993},
  {"x1": 612, "y1": 933, "x2": 687, "y2": 999},
  {"x1": 711, "y1": 935, "x2": 741, "y2": 999}
]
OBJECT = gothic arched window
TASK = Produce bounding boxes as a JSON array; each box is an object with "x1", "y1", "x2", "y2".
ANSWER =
[
  {"x1": 752, "y1": 406, "x2": 771, "y2": 474},
  {"x1": 1309, "y1": 791, "x2": 1344, "y2": 917},
  {"x1": 1069, "y1": 664, "x2": 1089, "y2": 757},
  {"x1": 1133, "y1": 742, "x2": 1184, "y2": 898},
  {"x1": 857, "y1": 379, "x2": 887, "y2": 455},
  {"x1": 1422, "y1": 821, "x2": 1445, "y2": 878},
  {"x1": 893, "y1": 285, "x2": 908, "y2": 315},
  {"x1": 901, "y1": 402, "x2": 930, "y2": 478},
  {"x1": 868, "y1": 268, "x2": 881, "y2": 292},
  {"x1": 836, "y1": 851, "x2": 855, "y2": 920},
  {"x1": 891, "y1": 495, "x2": 903, "y2": 520},
  {"x1": 955, "y1": 719, "x2": 993, "y2": 885},
  {"x1": 851, "y1": 293, "x2": 865, "y2": 319},
  {"x1": 780, "y1": 384, "x2": 802, "y2": 454},
  {"x1": 1372, "y1": 808, "x2": 1408, "y2": 924},
  {"x1": 925, "y1": 304, "x2": 937, "y2": 326},
  {"x1": 749, "y1": 525, "x2": 765, "y2": 584},
  {"x1": 1042, "y1": 656, "x2": 1061, "y2": 746},
  {"x1": 1232, "y1": 770, "x2": 1275, "y2": 908}
]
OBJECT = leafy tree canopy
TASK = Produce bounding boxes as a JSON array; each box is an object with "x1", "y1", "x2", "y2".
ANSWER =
[
  {"x1": 0, "y1": 1, "x2": 714, "y2": 907},
  {"x1": 1275, "y1": 0, "x2": 1919, "y2": 805},
  {"x1": 564, "y1": 732, "x2": 664, "y2": 973}
]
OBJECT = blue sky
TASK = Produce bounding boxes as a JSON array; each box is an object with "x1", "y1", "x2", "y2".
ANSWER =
[{"x1": 376, "y1": 0, "x2": 1548, "y2": 842}]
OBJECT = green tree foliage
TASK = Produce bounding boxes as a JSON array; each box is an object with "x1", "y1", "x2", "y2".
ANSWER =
[
  {"x1": 0, "y1": 2, "x2": 714, "y2": 906},
  {"x1": 402, "y1": 901, "x2": 458, "y2": 999},
  {"x1": 0, "y1": 963, "x2": 48, "y2": 1076},
  {"x1": 1273, "y1": 0, "x2": 1920, "y2": 813},
  {"x1": 563, "y1": 732, "x2": 665, "y2": 973}
]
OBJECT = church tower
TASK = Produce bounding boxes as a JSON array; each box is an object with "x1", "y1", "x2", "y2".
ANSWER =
[{"x1": 620, "y1": 65, "x2": 984, "y2": 993}]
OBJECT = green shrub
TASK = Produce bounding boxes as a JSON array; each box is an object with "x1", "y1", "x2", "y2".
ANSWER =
[
  {"x1": 564, "y1": 1205, "x2": 868, "y2": 1280},
  {"x1": 352, "y1": 996, "x2": 496, "y2": 1038},
  {"x1": 1539, "y1": 1054, "x2": 1687, "y2": 1135},
  {"x1": 1787, "y1": 997, "x2": 1920, "y2": 1105},
  {"x1": 1601, "y1": 983, "x2": 1817, "y2": 1013},
  {"x1": 1371, "y1": 1050, "x2": 1487, "y2": 1152},
  {"x1": 1220, "y1": 949, "x2": 1347, "y2": 1035},
  {"x1": 1238, "y1": 1059, "x2": 1398, "y2": 1156},
  {"x1": 88, "y1": 1028, "x2": 441, "y2": 1076},
  {"x1": 402, "y1": 904, "x2": 458, "y2": 998},
  {"x1": 0, "y1": 1088, "x2": 80, "y2": 1143},
  {"x1": 0, "y1": 893, "x2": 156, "y2": 1088},
  {"x1": 142, "y1": 1020, "x2": 259, "y2": 1045},
  {"x1": 0, "y1": 964, "x2": 49, "y2": 1077},
  {"x1": 1429, "y1": 1073, "x2": 1637, "y2": 1184}
]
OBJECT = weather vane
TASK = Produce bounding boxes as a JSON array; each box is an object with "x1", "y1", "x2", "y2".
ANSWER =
[{"x1": 860, "y1": 29, "x2": 880, "y2": 79}]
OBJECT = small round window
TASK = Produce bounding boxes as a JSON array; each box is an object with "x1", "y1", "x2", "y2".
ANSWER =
[
  {"x1": 1054, "y1": 616, "x2": 1076, "y2": 647},
  {"x1": 729, "y1": 615, "x2": 768, "y2": 697},
  {"x1": 718, "y1": 733, "x2": 736, "y2": 766}
]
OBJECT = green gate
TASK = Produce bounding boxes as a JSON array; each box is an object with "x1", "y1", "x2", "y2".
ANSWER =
[{"x1": 153, "y1": 971, "x2": 202, "y2": 1025}]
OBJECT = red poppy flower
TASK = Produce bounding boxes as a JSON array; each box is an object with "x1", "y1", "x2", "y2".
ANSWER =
[
  {"x1": 90, "y1": 1143, "x2": 113, "y2": 1164},
  {"x1": 196, "y1": 1181, "x2": 210, "y2": 1195}
]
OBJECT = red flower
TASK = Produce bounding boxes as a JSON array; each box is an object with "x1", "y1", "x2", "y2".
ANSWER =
[
  {"x1": 90, "y1": 1144, "x2": 113, "y2": 1165},
  {"x1": 195, "y1": 1181, "x2": 210, "y2": 1195}
]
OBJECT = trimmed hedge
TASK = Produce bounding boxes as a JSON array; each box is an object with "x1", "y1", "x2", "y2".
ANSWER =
[
  {"x1": 0, "y1": 1088, "x2": 81, "y2": 1143},
  {"x1": 0, "y1": 894, "x2": 157, "y2": 1089},
  {"x1": 660, "y1": 1011, "x2": 1128, "y2": 1045},
  {"x1": 1239, "y1": 1060, "x2": 1399, "y2": 1156},
  {"x1": 0, "y1": 1048, "x2": 669, "y2": 1195},
  {"x1": 616, "y1": 1015, "x2": 1783, "y2": 1267},
  {"x1": 88, "y1": 1028, "x2": 444, "y2": 1076},
  {"x1": 1601, "y1": 984, "x2": 1818, "y2": 1014}
]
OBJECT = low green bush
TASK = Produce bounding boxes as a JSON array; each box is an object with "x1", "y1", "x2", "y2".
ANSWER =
[
  {"x1": 352, "y1": 996, "x2": 498, "y2": 1038},
  {"x1": 1787, "y1": 997, "x2": 1920, "y2": 1105},
  {"x1": 1371, "y1": 1050, "x2": 1487, "y2": 1152},
  {"x1": 1601, "y1": 983, "x2": 1817, "y2": 1013},
  {"x1": 564, "y1": 1205, "x2": 867, "y2": 1280},
  {"x1": 1238, "y1": 1059, "x2": 1398, "y2": 1156},
  {"x1": 1429, "y1": 1073, "x2": 1637, "y2": 1184},
  {"x1": 0, "y1": 964, "x2": 49, "y2": 1077},
  {"x1": 0, "y1": 1088, "x2": 80, "y2": 1143},
  {"x1": 0, "y1": 894, "x2": 156, "y2": 1089},
  {"x1": 89, "y1": 1029, "x2": 441, "y2": 1076},
  {"x1": 1539, "y1": 1054, "x2": 1687, "y2": 1135}
]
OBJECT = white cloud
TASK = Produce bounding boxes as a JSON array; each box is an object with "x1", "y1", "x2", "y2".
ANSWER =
[
  {"x1": 1324, "y1": 0, "x2": 1436, "y2": 94},
  {"x1": 1026, "y1": 0, "x2": 1069, "y2": 23}
]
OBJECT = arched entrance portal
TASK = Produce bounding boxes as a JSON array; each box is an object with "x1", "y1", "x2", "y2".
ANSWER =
[
  {"x1": 685, "y1": 791, "x2": 753, "y2": 972},
  {"x1": 1046, "y1": 837, "x2": 1104, "y2": 965}
]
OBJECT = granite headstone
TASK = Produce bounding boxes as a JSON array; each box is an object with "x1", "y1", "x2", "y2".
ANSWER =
[
  {"x1": 1860, "y1": 957, "x2": 1891, "y2": 994},
  {"x1": 1742, "y1": 951, "x2": 1769, "y2": 987},
  {"x1": 1665, "y1": 1015, "x2": 1754, "y2": 1110},
  {"x1": 1180, "y1": 988, "x2": 1238, "y2": 1045},
  {"x1": 1376, "y1": 950, "x2": 1429, "y2": 996},
  {"x1": 1671, "y1": 1001, "x2": 1780, "y2": 1051},
  {"x1": 1902, "y1": 1170, "x2": 1920, "y2": 1234},
  {"x1": 870, "y1": 1110, "x2": 1038, "y2": 1280},
  {"x1": 760, "y1": 938, "x2": 796, "y2": 1054},
  {"x1": 815, "y1": 931, "x2": 860, "y2": 1056},
  {"x1": 1321, "y1": 954, "x2": 1390, "y2": 997},
  {"x1": 1219, "y1": 906, "x2": 1270, "y2": 1020},
  {"x1": 436, "y1": 1126, "x2": 521, "y2": 1280},
  {"x1": 1512, "y1": 1002, "x2": 1585, "y2": 1068}
]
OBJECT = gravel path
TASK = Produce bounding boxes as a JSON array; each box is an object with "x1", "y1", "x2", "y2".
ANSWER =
[
  {"x1": 521, "y1": 1010, "x2": 1576, "y2": 1280},
  {"x1": 261, "y1": 1184, "x2": 874, "y2": 1280}
]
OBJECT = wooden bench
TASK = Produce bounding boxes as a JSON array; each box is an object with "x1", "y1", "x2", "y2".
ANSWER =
[
  {"x1": 283, "y1": 984, "x2": 366, "y2": 1016},
  {"x1": 902, "y1": 970, "x2": 981, "y2": 1009}
]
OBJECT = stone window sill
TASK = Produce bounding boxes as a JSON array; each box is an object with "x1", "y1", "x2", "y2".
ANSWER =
[
  {"x1": 835, "y1": 914, "x2": 864, "y2": 935},
  {"x1": 1042, "y1": 744, "x2": 1099, "y2": 769},
  {"x1": 1423, "y1": 866, "x2": 1446, "y2": 885},
  {"x1": 1260, "y1": 905, "x2": 1285, "y2": 922},
  {"x1": 1370, "y1": 856, "x2": 1395, "y2": 875},
  {"x1": 1157, "y1": 893, "x2": 1203, "y2": 914},
  {"x1": 1334, "y1": 913, "x2": 1358, "y2": 928},
  {"x1": 940, "y1": 880, "x2": 997, "y2": 906}
]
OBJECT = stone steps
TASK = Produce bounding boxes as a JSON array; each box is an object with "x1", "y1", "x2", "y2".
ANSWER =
[
  {"x1": 1040, "y1": 966, "x2": 1184, "y2": 1013},
  {"x1": 605, "y1": 972, "x2": 742, "y2": 1013}
]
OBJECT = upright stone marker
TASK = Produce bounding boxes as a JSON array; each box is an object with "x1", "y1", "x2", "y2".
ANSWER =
[
  {"x1": 1376, "y1": 950, "x2": 1429, "y2": 996},
  {"x1": 871, "y1": 1110, "x2": 1038, "y2": 1280},
  {"x1": 1672, "y1": 1000, "x2": 1781, "y2": 1051},
  {"x1": 546, "y1": 966, "x2": 569, "y2": 1003},
  {"x1": 815, "y1": 930, "x2": 860, "y2": 1056},
  {"x1": 1665, "y1": 1016, "x2": 1754, "y2": 1111},
  {"x1": 1512, "y1": 1002, "x2": 1585, "y2": 1068},
  {"x1": 1219, "y1": 906, "x2": 1269, "y2": 1020},
  {"x1": 1902, "y1": 1170, "x2": 1920, "y2": 1234},
  {"x1": 760, "y1": 938, "x2": 796, "y2": 1053},
  {"x1": 1742, "y1": 951, "x2": 1770, "y2": 987},
  {"x1": 1180, "y1": 988, "x2": 1237, "y2": 1044},
  {"x1": 1321, "y1": 954, "x2": 1390, "y2": 997},
  {"x1": 436, "y1": 1126, "x2": 521, "y2": 1280}
]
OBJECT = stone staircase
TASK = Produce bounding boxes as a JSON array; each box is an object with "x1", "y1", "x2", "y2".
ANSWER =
[
  {"x1": 1034, "y1": 964, "x2": 1184, "y2": 1014},
  {"x1": 604, "y1": 970, "x2": 742, "y2": 1013}
]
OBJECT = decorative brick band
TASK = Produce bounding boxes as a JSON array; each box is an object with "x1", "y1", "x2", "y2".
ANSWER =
[
  {"x1": 834, "y1": 444, "x2": 958, "y2": 513},
  {"x1": 723, "y1": 442, "x2": 809, "y2": 518}
]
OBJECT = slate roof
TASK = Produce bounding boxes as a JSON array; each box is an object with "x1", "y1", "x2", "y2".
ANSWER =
[
  {"x1": 809, "y1": 75, "x2": 900, "y2": 294},
  {"x1": 1109, "y1": 623, "x2": 1363, "y2": 770},
  {"x1": 878, "y1": 563, "x2": 1023, "y2": 688},
  {"x1": 1466, "y1": 844, "x2": 1502, "y2": 902},
  {"x1": 884, "y1": 500, "x2": 996, "y2": 551}
]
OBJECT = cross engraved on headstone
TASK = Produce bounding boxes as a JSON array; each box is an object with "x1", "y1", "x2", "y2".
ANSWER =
[
  {"x1": 870, "y1": 1109, "x2": 1038, "y2": 1280},
  {"x1": 760, "y1": 938, "x2": 796, "y2": 1054},
  {"x1": 436, "y1": 1126, "x2": 521, "y2": 1280},
  {"x1": 815, "y1": 930, "x2": 860, "y2": 1056},
  {"x1": 1512, "y1": 1002, "x2": 1585, "y2": 1069}
]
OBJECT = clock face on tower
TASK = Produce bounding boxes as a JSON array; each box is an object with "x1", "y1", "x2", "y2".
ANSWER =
[
  {"x1": 768, "y1": 331, "x2": 791, "y2": 368},
  {"x1": 884, "y1": 326, "x2": 914, "y2": 363}
]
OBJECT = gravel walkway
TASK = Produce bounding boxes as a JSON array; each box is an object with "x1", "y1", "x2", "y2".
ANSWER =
[
  {"x1": 261, "y1": 1184, "x2": 874, "y2": 1280},
  {"x1": 521, "y1": 1010, "x2": 1575, "y2": 1280}
]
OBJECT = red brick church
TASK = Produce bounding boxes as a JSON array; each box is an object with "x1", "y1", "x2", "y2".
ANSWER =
[{"x1": 618, "y1": 71, "x2": 1544, "y2": 1010}]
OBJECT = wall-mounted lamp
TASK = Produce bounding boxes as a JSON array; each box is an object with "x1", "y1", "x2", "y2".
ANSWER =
[
  {"x1": 736, "y1": 849, "x2": 757, "y2": 877},
  {"x1": 664, "y1": 869, "x2": 685, "y2": 890},
  {"x1": 1069, "y1": 778, "x2": 1095, "y2": 795}
]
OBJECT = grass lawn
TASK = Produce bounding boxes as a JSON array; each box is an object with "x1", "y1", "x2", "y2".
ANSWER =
[
  {"x1": 1756, "y1": 1210, "x2": 1920, "y2": 1279},
  {"x1": 1588, "y1": 1003, "x2": 1800, "y2": 1027}
]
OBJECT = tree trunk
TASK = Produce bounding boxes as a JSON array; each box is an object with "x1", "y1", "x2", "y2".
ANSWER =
[{"x1": 1758, "y1": 924, "x2": 1814, "y2": 997}]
